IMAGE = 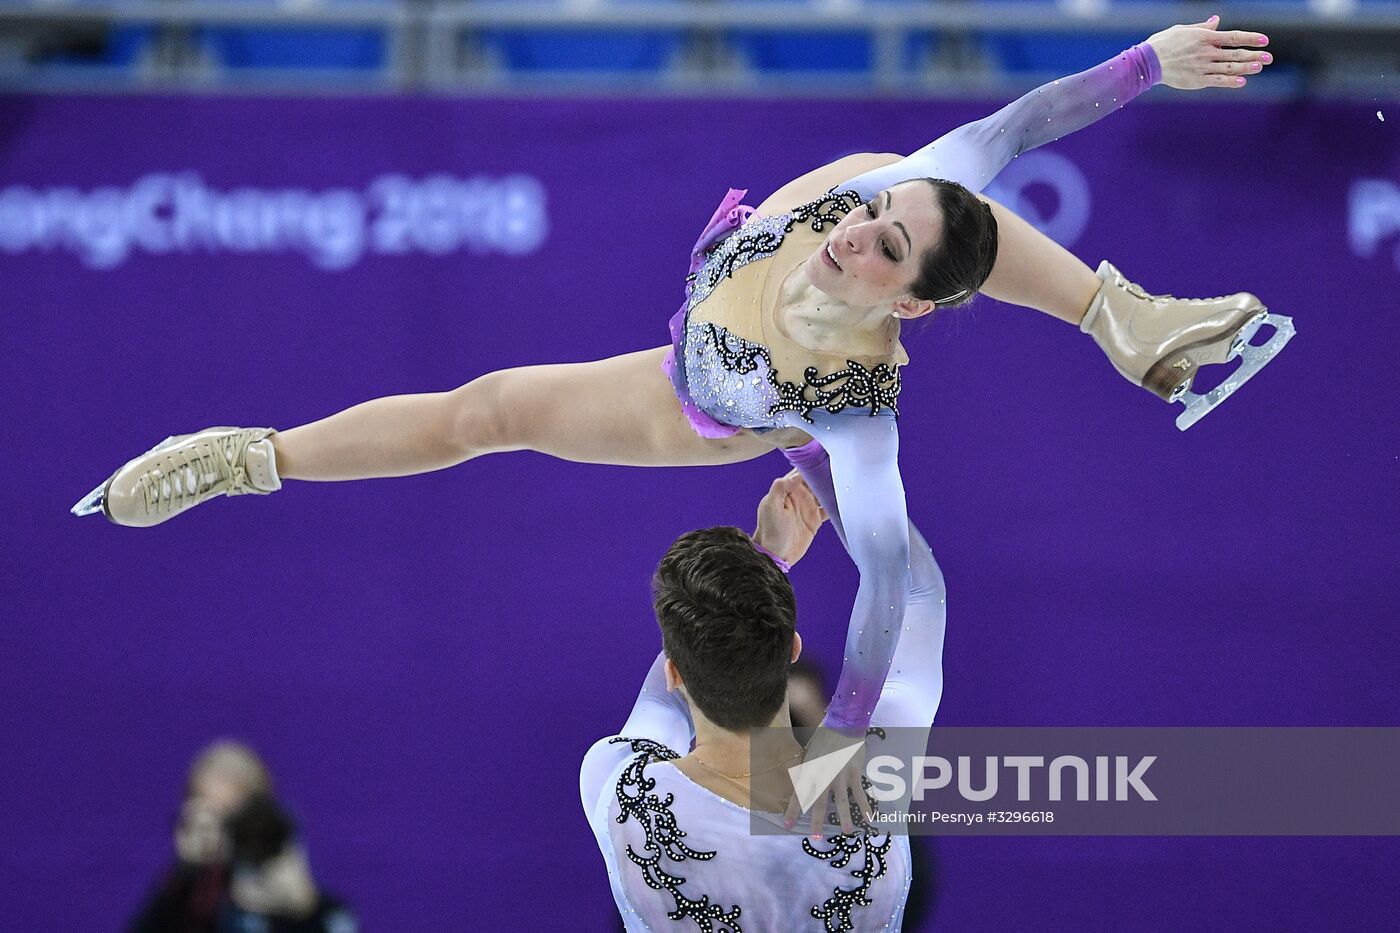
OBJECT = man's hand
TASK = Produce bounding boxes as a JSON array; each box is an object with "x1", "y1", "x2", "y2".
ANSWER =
[
  {"x1": 752, "y1": 469, "x2": 826, "y2": 568},
  {"x1": 1147, "y1": 15, "x2": 1272, "y2": 90}
]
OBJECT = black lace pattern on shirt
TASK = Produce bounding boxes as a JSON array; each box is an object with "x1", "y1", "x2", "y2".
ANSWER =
[
  {"x1": 610, "y1": 729, "x2": 900, "y2": 932},
  {"x1": 803, "y1": 726, "x2": 895, "y2": 932},
  {"x1": 609, "y1": 736, "x2": 744, "y2": 931},
  {"x1": 803, "y1": 832, "x2": 895, "y2": 932}
]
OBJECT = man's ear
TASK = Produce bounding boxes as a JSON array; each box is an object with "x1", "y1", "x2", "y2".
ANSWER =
[
  {"x1": 664, "y1": 657, "x2": 682, "y2": 691},
  {"x1": 894, "y1": 296, "x2": 936, "y2": 320},
  {"x1": 791, "y1": 631, "x2": 803, "y2": 664}
]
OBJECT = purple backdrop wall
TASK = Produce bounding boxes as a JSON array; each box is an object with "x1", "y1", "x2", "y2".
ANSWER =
[{"x1": 3, "y1": 91, "x2": 1398, "y2": 931}]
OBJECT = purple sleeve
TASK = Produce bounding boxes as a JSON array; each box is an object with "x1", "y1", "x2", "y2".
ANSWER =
[
  {"x1": 752, "y1": 541, "x2": 792, "y2": 574},
  {"x1": 842, "y1": 43, "x2": 1162, "y2": 198},
  {"x1": 782, "y1": 412, "x2": 911, "y2": 734}
]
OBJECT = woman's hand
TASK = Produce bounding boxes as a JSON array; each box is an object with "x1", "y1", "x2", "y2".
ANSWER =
[
  {"x1": 783, "y1": 726, "x2": 874, "y2": 837},
  {"x1": 1147, "y1": 15, "x2": 1272, "y2": 90},
  {"x1": 752, "y1": 469, "x2": 827, "y2": 568}
]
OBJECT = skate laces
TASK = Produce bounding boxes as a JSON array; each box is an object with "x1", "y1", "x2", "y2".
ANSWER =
[
  {"x1": 138, "y1": 431, "x2": 260, "y2": 515},
  {"x1": 1123, "y1": 274, "x2": 1238, "y2": 306}
]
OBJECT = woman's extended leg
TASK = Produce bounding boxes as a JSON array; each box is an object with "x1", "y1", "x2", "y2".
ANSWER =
[
  {"x1": 80, "y1": 346, "x2": 776, "y2": 526},
  {"x1": 274, "y1": 346, "x2": 771, "y2": 480},
  {"x1": 977, "y1": 195, "x2": 1101, "y2": 326}
]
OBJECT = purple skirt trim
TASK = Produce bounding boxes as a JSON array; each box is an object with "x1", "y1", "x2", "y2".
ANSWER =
[{"x1": 662, "y1": 187, "x2": 757, "y2": 440}]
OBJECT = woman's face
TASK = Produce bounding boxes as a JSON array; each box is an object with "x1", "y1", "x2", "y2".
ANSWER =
[{"x1": 804, "y1": 181, "x2": 944, "y2": 313}]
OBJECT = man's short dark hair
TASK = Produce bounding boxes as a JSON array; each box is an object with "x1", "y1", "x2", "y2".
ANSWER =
[{"x1": 652, "y1": 526, "x2": 796, "y2": 732}]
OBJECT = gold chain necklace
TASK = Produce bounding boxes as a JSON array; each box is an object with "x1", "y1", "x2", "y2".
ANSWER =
[{"x1": 689, "y1": 748, "x2": 803, "y2": 781}]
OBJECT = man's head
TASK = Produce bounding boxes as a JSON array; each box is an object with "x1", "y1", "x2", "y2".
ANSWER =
[{"x1": 653, "y1": 526, "x2": 802, "y2": 732}]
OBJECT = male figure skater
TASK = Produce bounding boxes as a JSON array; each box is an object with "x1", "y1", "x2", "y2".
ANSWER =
[{"x1": 580, "y1": 453, "x2": 946, "y2": 931}]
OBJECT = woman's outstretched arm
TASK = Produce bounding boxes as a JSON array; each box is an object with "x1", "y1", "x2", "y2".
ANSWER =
[
  {"x1": 841, "y1": 17, "x2": 1270, "y2": 200},
  {"x1": 778, "y1": 421, "x2": 912, "y2": 833},
  {"x1": 782, "y1": 413, "x2": 911, "y2": 734}
]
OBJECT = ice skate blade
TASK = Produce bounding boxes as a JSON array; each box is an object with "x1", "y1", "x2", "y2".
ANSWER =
[
  {"x1": 1175, "y1": 314, "x2": 1295, "y2": 431},
  {"x1": 69, "y1": 434, "x2": 180, "y2": 520},
  {"x1": 70, "y1": 482, "x2": 107, "y2": 517},
  {"x1": 1228, "y1": 310, "x2": 1270, "y2": 361}
]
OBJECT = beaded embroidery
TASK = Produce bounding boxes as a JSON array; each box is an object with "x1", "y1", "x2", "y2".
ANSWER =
[
  {"x1": 803, "y1": 832, "x2": 894, "y2": 933},
  {"x1": 683, "y1": 190, "x2": 901, "y2": 424},
  {"x1": 609, "y1": 737, "x2": 744, "y2": 931},
  {"x1": 609, "y1": 732, "x2": 900, "y2": 931},
  {"x1": 690, "y1": 321, "x2": 901, "y2": 423},
  {"x1": 686, "y1": 213, "x2": 789, "y2": 313},
  {"x1": 686, "y1": 190, "x2": 862, "y2": 314},
  {"x1": 803, "y1": 727, "x2": 893, "y2": 932},
  {"x1": 790, "y1": 190, "x2": 864, "y2": 232}
]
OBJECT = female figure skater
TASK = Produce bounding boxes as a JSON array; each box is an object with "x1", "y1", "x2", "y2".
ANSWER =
[{"x1": 74, "y1": 18, "x2": 1290, "y2": 820}]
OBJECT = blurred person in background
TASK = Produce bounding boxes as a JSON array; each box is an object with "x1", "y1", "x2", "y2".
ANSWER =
[
  {"x1": 130, "y1": 741, "x2": 271, "y2": 933},
  {"x1": 129, "y1": 742, "x2": 356, "y2": 933},
  {"x1": 218, "y1": 792, "x2": 358, "y2": 933}
]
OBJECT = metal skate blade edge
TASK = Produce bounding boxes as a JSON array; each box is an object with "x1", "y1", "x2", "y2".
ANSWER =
[{"x1": 1175, "y1": 317, "x2": 1296, "y2": 431}]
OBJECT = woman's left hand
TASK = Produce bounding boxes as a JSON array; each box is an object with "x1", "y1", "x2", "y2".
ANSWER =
[
  {"x1": 752, "y1": 469, "x2": 826, "y2": 568},
  {"x1": 1147, "y1": 15, "x2": 1272, "y2": 90}
]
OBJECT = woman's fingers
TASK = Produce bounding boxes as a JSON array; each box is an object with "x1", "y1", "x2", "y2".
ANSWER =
[
  {"x1": 809, "y1": 795, "x2": 824, "y2": 836},
  {"x1": 1215, "y1": 30, "x2": 1268, "y2": 48},
  {"x1": 1211, "y1": 59, "x2": 1266, "y2": 76},
  {"x1": 783, "y1": 790, "x2": 803, "y2": 830},
  {"x1": 1208, "y1": 73, "x2": 1249, "y2": 88},
  {"x1": 1217, "y1": 47, "x2": 1272, "y2": 64},
  {"x1": 836, "y1": 783, "x2": 855, "y2": 834}
]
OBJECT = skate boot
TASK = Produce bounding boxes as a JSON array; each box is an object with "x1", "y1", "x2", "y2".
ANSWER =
[
  {"x1": 1082, "y1": 261, "x2": 1296, "y2": 430},
  {"x1": 71, "y1": 427, "x2": 280, "y2": 527}
]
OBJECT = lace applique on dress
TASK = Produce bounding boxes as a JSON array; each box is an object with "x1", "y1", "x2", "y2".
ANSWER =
[
  {"x1": 790, "y1": 190, "x2": 864, "y2": 233},
  {"x1": 686, "y1": 190, "x2": 864, "y2": 315},
  {"x1": 687, "y1": 213, "x2": 790, "y2": 314},
  {"x1": 688, "y1": 321, "x2": 901, "y2": 423},
  {"x1": 774, "y1": 360, "x2": 901, "y2": 422},
  {"x1": 682, "y1": 190, "x2": 900, "y2": 424},
  {"x1": 609, "y1": 737, "x2": 745, "y2": 932}
]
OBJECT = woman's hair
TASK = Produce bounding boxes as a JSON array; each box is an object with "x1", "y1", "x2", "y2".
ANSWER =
[
  {"x1": 652, "y1": 526, "x2": 796, "y2": 732},
  {"x1": 907, "y1": 178, "x2": 999, "y2": 310}
]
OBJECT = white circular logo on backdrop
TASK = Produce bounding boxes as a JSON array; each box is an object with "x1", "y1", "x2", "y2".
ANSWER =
[
  {"x1": 1348, "y1": 178, "x2": 1400, "y2": 271},
  {"x1": 983, "y1": 150, "x2": 1092, "y2": 248}
]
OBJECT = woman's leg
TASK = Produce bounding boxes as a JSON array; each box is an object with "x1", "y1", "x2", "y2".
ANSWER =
[
  {"x1": 976, "y1": 193, "x2": 1287, "y2": 428},
  {"x1": 274, "y1": 346, "x2": 772, "y2": 481},
  {"x1": 977, "y1": 194, "x2": 1101, "y2": 326},
  {"x1": 82, "y1": 346, "x2": 778, "y2": 526}
]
